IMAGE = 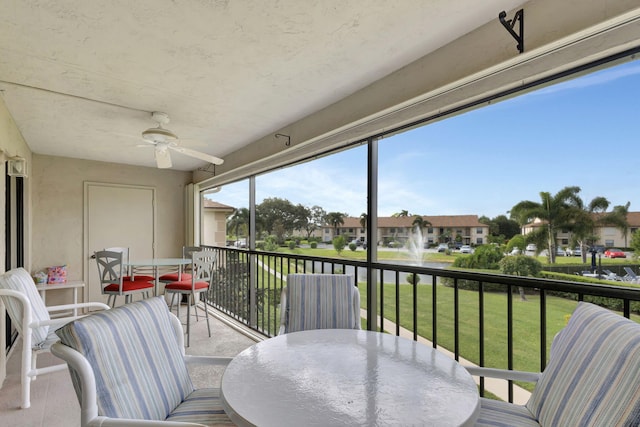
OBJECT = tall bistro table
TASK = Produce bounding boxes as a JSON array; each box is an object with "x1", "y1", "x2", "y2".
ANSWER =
[
  {"x1": 126, "y1": 258, "x2": 192, "y2": 295},
  {"x1": 221, "y1": 329, "x2": 480, "y2": 426}
]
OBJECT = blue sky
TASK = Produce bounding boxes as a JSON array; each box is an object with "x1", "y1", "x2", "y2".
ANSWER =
[{"x1": 210, "y1": 59, "x2": 640, "y2": 219}]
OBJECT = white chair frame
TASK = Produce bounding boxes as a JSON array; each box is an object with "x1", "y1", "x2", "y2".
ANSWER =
[{"x1": 0, "y1": 288, "x2": 109, "y2": 409}]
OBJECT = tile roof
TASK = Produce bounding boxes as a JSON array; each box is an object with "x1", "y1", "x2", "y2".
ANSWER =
[{"x1": 339, "y1": 215, "x2": 485, "y2": 228}]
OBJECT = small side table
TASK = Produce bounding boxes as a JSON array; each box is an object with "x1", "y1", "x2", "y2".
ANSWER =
[{"x1": 36, "y1": 281, "x2": 85, "y2": 317}]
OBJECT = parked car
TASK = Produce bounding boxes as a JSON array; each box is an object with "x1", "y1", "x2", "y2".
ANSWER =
[
  {"x1": 589, "y1": 245, "x2": 605, "y2": 254},
  {"x1": 509, "y1": 247, "x2": 521, "y2": 255},
  {"x1": 556, "y1": 247, "x2": 566, "y2": 257},
  {"x1": 525, "y1": 243, "x2": 537, "y2": 252},
  {"x1": 571, "y1": 247, "x2": 582, "y2": 257},
  {"x1": 436, "y1": 243, "x2": 449, "y2": 252},
  {"x1": 460, "y1": 245, "x2": 473, "y2": 254},
  {"x1": 604, "y1": 248, "x2": 626, "y2": 258}
]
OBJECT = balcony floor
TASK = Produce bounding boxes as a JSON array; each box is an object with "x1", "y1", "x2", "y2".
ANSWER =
[{"x1": 0, "y1": 305, "x2": 260, "y2": 427}]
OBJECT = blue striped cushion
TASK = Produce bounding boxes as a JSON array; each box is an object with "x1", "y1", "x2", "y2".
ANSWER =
[
  {"x1": 283, "y1": 274, "x2": 360, "y2": 334},
  {"x1": 166, "y1": 388, "x2": 234, "y2": 425},
  {"x1": 56, "y1": 297, "x2": 193, "y2": 421},
  {"x1": 475, "y1": 398, "x2": 540, "y2": 427},
  {"x1": 0, "y1": 268, "x2": 50, "y2": 345},
  {"x1": 526, "y1": 302, "x2": 640, "y2": 426}
]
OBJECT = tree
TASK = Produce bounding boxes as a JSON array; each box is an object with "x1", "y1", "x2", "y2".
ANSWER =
[
  {"x1": 392, "y1": 210, "x2": 410, "y2": 218},
  {"x1": 325, "y1": 212, "x2": 346, "y2": 236},
  {"x1": 332, "y1": 235, "x2": 346, "y2": 254},
  {"x1": 510, "y1": 186, "x2": 584, "y2": 263},
  {"x1": 506, "y1": 234, "x2": 525, "y2": 254},
  {"x1": 302, "y1": 205, "x2": 327, "y2": 240},
  {"x1": 630, "y1": 229, "x2": 640, "y2": 257},
  {"x1": 255, "y1": 197, "x2": 307, "y2": 239},
  {"x1": 227, "y1": 207, "x2": 249, "y2": 242},
  {"x1": 608, "y1": 202, "x2": 631, "y2": 248},
  {"x1": 499, "y1": 255, "x2": 542, "y2": 301},
  {"x1": 411, "y1": 215, "x2": 431, "y2": 231},
  {"x1": 569, "y1": 195, "x2": 611, "y2": 263},
  {"x1": 359, "y1": 212, "x2": 368, "y2": 230}
]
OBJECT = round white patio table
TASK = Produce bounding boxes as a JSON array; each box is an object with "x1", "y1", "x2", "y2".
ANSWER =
[{"x1": 221, "y1": 329, "x2": 480, "y2": 426}]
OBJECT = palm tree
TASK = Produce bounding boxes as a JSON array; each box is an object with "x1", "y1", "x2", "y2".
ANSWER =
[
  {"x1": 568, "y1": 196, "x2": 612, "y2": 262},
  {"x1": 411, "y1": 215, "x2": 431, "y2": 234},
  {"x1": 608, "y1": 202, "x2": 631, "y2": 248},
  {"x1": 227, "y1": 207, "x2": 250, "y2": 243},
  {"x1": 325, "y1": 212, "x2": 346, "y2": 237},
  {"x1": 510, "y1": 186, "x2": 583, "y2": 263},
  {"x1": 392, "y1": 210, "x2": 410, "y2": 218},
  {"x1": 359, "y1": 212, "x2": 368, "y2": 242},
  {"x1": 359, "y1": 212, "x2": 367, "y2": 230}
]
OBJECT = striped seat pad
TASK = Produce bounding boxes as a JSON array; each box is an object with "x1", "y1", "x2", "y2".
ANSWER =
[
  {"x1": 166, "y1": 388, "x2": 233, "y2": 425},
  {"x1": 0, "y1": 267, "x2": 51, "y2": 345},
  {"x1": 527, "y1": 302, "x2": 640, "y2": 426},
  {"x1": 56, "y1": 297, "x2": 194, "y2": 421},
  {"x1": 284, "y1": 274, "x2": 359, "y2": 333},
  {"x1": 475, "y1": 398, "x2": 540, "y2": 427}
]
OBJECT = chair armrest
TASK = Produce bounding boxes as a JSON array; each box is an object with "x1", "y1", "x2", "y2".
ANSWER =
[
  {"x1": 92, "y1": 417, "x2": 208, "y2": 426},
  {"x1": 464, "y1": 366, "x2": 541, "y2": 383},
  {"x1": 277, "y1": 288, "x2": 287, "y2": 335},
  {"x1": 183, "y1": 355, "x2": 233, "y2": 366},
  {"x1": 46, "y1": 302, "x2": 110, "y2": 313}
]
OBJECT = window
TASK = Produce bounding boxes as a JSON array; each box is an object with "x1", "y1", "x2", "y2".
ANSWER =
[
  {"x1": 605, "y1": 240, "x2": 614, "y2": 247},
  {"x1": 427, "y1": 227, "x2": 433, "y2": 233},
  {"x1": 476, "y1": 228, "x2": 483, "y2": 234},
  {"x1": 476, "y1": 238, "x2": 483, "y2": 244}
]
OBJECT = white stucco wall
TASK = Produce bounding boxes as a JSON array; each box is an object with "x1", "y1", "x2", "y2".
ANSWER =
[{"x1": 31, "y1": 154, "x2": 192, "y2": 305}]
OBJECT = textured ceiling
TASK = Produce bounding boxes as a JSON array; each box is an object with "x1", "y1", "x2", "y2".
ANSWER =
[{"x1": 0, "y1": 0, "x2": 526, "y2": 170}]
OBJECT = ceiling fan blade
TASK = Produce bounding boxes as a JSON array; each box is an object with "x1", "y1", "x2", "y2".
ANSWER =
[
  {"x1": 154, "y1": 147, "x2": 172, "y2": 168},
  {"x1": 170, "y1": 145, "x2": 224, "y2": 165}
]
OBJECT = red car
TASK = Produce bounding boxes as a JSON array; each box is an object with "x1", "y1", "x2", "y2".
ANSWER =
[{"x1": 604, "y1": 248, "x2": 626, "y2": 258}]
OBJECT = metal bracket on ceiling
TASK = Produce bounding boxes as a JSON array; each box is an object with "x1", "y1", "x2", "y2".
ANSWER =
[
  {"x1": 499, "y1": 9, "x2": 524, "y2": 54},
  {"x1": 275, "y1": 133, "x2": 291, "y2": 147},
  {"x1": 197, "y1": 164, "x2": 216, "y2": 175}
]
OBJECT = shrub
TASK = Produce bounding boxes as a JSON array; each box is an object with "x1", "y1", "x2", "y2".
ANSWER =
[
  {"x1": 288, "y1": 240, "x2": 296, "y2": 250},
  {"x1": 349, "y1": 242, "x2": 357, "y2": 251},
  {"x1": 406, "y1": 273, "x2": 421, "y2": 285},
  {"x1": 333, "y1": 235, "x2": 346, "y2": 254},
  {"x1": 310, "y1": 241, "x2": 317, "y2": 249}
]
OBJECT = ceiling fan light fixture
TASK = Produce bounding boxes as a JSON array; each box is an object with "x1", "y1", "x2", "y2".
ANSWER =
[{"x1": 142, "y1": 126, "x2": 178, "y2": 142}]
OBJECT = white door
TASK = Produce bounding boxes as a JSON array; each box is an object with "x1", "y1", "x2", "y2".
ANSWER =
[{"x1": 84, "y1": 182, "x2": 155, "y2": 306}]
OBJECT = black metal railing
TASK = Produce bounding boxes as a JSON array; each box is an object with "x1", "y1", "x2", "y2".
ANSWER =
[{"x1": 203, "y1": 245, "x2": 640, "y2": 402}]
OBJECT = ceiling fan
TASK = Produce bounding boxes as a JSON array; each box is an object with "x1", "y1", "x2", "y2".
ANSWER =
[{"x1": 139, "y1": 111, "x2": 224, "y2": 169}]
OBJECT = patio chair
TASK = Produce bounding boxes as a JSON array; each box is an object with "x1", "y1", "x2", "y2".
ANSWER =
[
  {"x1": 104, "y1": 246, "x2": 155, "y2": 283},
  {"x1": 623, "y1": 267, "x2": 638, "y2": 282},
  {"x1": 466, "y1": 302, "x2": 640, "y2": 426},
  {"x1": 278, "y1": 273, "x2": 361, "y2": 335},
  {"x1": 0, "y1": 267, "x2": 109, "y2": 409},
  {"x1": 603, "y1": 269, "x2": 622, "y2": 281},
  {"x1": 158, "y1": 246, "x2": 199, "y2": 284},
  {"x1": 51, "y1": 296, "x2": 234, "y2": 426},
  {"x1": 94, "y1": 249, "x2": 154, "y2": 307},
  {"x1": 164, "y1": 250, "x2": 213, "y2": 347}
]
